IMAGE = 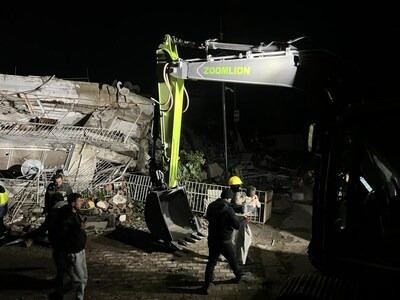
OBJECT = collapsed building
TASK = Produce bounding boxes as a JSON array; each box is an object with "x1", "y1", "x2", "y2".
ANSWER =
[
  {"x1": 0, "y1": 73, "x2": 154, "y2": 229},
  {"x1": 0, "y1": 73, "x2": 301, "y2": 237}
]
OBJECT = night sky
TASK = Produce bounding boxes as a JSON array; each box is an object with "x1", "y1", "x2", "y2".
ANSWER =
[
  {"x1": 1, "y1": 6, "x2": 398, "y2": 93},
  {"x1": 1, "y1": 5, "x2": 399, "y2": 140}
]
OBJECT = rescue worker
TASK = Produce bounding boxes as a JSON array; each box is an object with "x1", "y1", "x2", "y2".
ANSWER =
[
  {"x1": 41, "y1": 192, "x2": 69, "y2": 287},
  {"x1": 228, "y1": 176, "x2": 254, "y2": 265},
  {"x1": 203, "y1": 188, "x2": 249, "y2": 295},
  {"x1": 0, "y1": 182, "x2": 9, "y2": 239},
  {"x1": 22, "y1": 192, "x2": 68, "y2": 286},
  {"x1": 228, "y1": 175, "x2": 246, "y2": 213},
  {"x1": 49, "y1": 193, "x2": 88, "y2": 300},
  {"x1": 44, "y1": 173, "x2": 73, "y2": 215}
]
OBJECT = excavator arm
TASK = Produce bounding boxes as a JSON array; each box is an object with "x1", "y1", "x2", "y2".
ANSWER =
[
  {"x1": 145, "y1": 34, "x2": 339, "y2": 249},
  {"x1": 154, "y1": 35, "x2": 186, "y2": 188},
  {"x1": 154, "y1": 34, "x2": 337, "y2": 188},
  {"x1": 168, "y1": 42, "x2": 300, "y2": 88}
]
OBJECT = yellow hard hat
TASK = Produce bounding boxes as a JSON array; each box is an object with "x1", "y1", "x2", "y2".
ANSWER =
[{"x1": 229, "y1": 176, "x2": 243, "y2": 185}]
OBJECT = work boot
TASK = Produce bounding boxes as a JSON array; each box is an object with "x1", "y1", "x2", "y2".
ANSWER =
[
  {"x1": 235, "y1": 273, "x2": 249, "y2": 283},
  {"x1": 202, "y1": 282, "x2": 215, "y2": 295}
]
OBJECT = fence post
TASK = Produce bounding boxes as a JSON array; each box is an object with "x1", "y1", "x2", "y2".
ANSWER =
[{"x1": 263, "y1": 190, "x2": 273, "y2": 223}]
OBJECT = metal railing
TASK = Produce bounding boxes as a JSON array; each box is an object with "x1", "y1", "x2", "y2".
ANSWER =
[
  {"x1": 5, "y1": 174, "x2": 273, "y2": 224},
  {"x1": 183, "y1": 180, "x2": 272, "y2": 224},
  {"x1": 0, "y1": 121, "x2": 136, "y2": 150},
  {"x1": 127, "y1": 175, "x2": 152, "y2": 202},
  {"x1": 84, "y1": 175, "x2": 273, "y2": 224}
]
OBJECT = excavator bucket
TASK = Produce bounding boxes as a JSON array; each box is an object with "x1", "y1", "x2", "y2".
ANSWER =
[{"x1": 144, "y1": 186, "x2": 200, "y2": 247}]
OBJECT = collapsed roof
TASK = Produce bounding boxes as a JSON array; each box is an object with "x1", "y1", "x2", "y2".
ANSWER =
[{"x1": 0, "y1": 73, "x2": 154, "y2": 183}]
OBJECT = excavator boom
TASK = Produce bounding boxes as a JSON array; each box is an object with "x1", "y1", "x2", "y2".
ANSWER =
[
  {"x1": 169, "y1": 50, "x2": 299, "y2": 88},
  {"x1": 145, "y1": 34, "x2": 337, "y2": 249},
  {"x1": 156, "y1": 34, "x2": 341, "y2": 188}
]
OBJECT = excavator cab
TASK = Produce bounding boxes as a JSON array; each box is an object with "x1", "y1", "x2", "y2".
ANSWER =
[
  {"x1": 309, "y1": 102, "x2": 400, "y2": 281},
  {"x1": 277, "y1": 102, "x2": 400, "y2": 299}
]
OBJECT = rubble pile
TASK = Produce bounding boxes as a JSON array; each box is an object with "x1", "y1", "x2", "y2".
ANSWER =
[
  {"x1": 5, "y1": 189, "x2": 148, "y2": 241},
  {"x1": 81, "y1": 190, "x2": 148, "y2": 232}
]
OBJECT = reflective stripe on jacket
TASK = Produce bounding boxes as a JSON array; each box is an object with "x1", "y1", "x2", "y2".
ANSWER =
[{"x1": 0, "y1": 191, "x2": 8, "y2": 206}]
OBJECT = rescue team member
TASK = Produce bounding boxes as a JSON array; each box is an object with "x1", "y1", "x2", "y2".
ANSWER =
[
  {"x1": 44, "y1": 173, "x2": 73, "y2": 215},
  {"x1": 41, "y1": 192, "x2": 68, "y2": 287},
  {"x1": 0, "y1": 182, "x2": 9, "y2": 239},
  {"x1": 228, "y1": 176, "x2": 255, "y2": 265},
  {"x1": 228, "y1": 175, "x2": 246, "y2": 213},
  {"x1": 49, "y1": 193, "x2": 88, "y2": 300},
  {"x1": 203, "y1": 188, "x2": 249, "y2": 295},
  {"x1": 23, "y1": 192, "x2": 68, "y2": 286}
]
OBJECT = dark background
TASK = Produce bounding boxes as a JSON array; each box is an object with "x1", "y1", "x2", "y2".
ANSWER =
[
  {"x1": 1, "y1": 6, "x2": 398, "y2": 94},
  {"x1": 1, "y1": 5, "x2": 398, "y2": 144}
]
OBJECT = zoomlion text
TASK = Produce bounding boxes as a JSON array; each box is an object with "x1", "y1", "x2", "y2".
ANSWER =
[{"x1": 203, "y1": 66, "x2": 250, "y2": 75}]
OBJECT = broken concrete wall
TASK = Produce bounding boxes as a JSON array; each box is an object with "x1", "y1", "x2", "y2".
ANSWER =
[
  {"x1": 0, "y1": 73, "x2": 154, "y2": 176},
  {"x1": 66, "y1": 144, "x2": 97, "y2": 190},
  {"x1": 0, "y1": 74, "x2": 153, "y2": 108}
]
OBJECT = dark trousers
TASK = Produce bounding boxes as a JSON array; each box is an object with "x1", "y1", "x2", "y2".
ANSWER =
[
  {"x1": 55, "y1": 249, "x2": 88, "y2": 300},
  {"x1": 204, "y1": 239, "x2": 243, "y2": 285},
  {"x1": 0, "y1": 216, "x2": 5, "y2": 236},
  {"x1": 53, "y1": 249, "x2": 67, "y2": 287},
  {"x1": 0, "y1": 204, "x2": 8, "y2": 236}
]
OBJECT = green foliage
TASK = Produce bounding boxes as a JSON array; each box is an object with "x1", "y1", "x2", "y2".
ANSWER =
[{"x1": 177, "y1": 150, "x2": 207, "y2": 183}]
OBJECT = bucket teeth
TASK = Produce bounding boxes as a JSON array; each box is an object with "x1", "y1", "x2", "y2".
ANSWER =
[
  {"x1": 196, "y1": 231, "x2": 206, "y2": 238},
  {"x1": 184, "y1": 236, "x2": 196, "y2": 243},
  {"x1": 191, "y1": 233, "x2": 202, "y2": 240},
  {"x1": 178, "y1": 239, "x2": 188, "y2": 246}
]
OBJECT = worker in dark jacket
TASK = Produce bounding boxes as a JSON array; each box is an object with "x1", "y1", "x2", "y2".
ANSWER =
[
  {"x1": 46, "y1": 192, "x2": 69, "y2": 287},
  {"x1": 202, "y1": 188, "x2": 249, "y2": 295},
  {"x1": 44, "y1": 173, "x2": 73, "y2": 215},
  {"x1": 49, "y1": 193, "x2": 88, "y2": 300},
  {"x1": 25, "y1": 192, "x2": 68, "y2": 287}
]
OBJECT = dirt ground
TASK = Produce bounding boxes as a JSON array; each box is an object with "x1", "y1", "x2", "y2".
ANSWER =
[
  {"x1": 247, "y1": 190, "x2": 317, "y2": 298},
  {"x1": 0, "y1": 189, "x2": 316, "y2": 300}
]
